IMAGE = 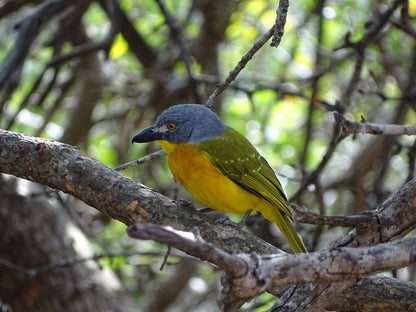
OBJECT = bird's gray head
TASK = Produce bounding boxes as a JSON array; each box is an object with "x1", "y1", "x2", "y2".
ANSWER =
[{"x1": 132, "y1": 104, "x2": 227, "y2": 144}]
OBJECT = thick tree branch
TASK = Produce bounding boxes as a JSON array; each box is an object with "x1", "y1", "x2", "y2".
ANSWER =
[
  {"x1": 332, "y1": 276, "x2": 416, "y2": 312},
  {"x1": 0, "y1": 129, "x2": 282, "y2": 255},
  {"x1": 127, "y1": 222, "x2": 416, "y2": 311},
  {"x1": 274, "y1": 177, "x2": 416, "y2": 311},
  {"x1": 1, "y1": 131, "x2": 416, "y2": 310}
]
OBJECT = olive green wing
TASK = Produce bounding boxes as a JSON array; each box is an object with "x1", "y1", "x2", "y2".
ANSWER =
[{"x1": 197, "y1": 127, "x2": 291, "y2": 217}]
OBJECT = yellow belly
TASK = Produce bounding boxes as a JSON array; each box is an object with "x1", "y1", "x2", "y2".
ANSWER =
[
  {"x1": 157, "y1": 141, "x2": 263, "y2": 214},
  {"x1": 157, "y1": 140, "x2": 308, "y2": 253}
]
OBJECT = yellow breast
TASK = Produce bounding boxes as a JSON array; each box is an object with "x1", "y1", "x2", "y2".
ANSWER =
[{"x1": 157, "y1": 140, "x2": 263, "y2": 214}]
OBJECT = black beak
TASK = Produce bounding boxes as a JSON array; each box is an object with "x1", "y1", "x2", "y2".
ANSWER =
[{"x1": 132, "y1": 126, "x2": 165, "y2": 144}]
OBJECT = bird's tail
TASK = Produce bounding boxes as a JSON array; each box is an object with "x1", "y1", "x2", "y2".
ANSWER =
[{"x1": 262, "y1": 207, "x2": 307, "y2": 253}]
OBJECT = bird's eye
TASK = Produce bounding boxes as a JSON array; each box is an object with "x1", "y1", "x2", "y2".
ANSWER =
[{"x1": 167, "y1": 122, "x2": 176, "y2": 131}]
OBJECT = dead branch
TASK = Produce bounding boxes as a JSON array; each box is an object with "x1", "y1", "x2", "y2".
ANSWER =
[
  {"x1": 330, "y1": 276, "x2": 416, "y2": 312},
  {"x1": 1, "y1": 128, "x2": 416, "y2": 310}
]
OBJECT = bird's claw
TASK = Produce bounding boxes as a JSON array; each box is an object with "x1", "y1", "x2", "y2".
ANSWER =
[{"x1": 215, "y1": 216, "x2": 243, "y2": 228}]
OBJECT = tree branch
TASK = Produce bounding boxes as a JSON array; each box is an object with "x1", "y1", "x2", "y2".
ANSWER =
[
  {"x1": 114, "y1": 149, "x2": 166, "y2": 171},
  {"x1": 274, "y1": 176, "x2": 416, "y2": 311},
  {"x1": 205, "y1": 0, "x2": 290, "y2": 107},
  {"x1": 334, "y1": 111, "x2": 416, "y2": 136},
  {"x1": 331, "y1": 276, "x2": 416, "y2": 311},
  {"x1": 0, "y1": 129, "x2": 282, "y2": 255},
  {"x1": 292, "y1": 204, "x2": 375, "y2": 228},
  {"x1": 1, "y1": 130, "x2": 416, "y2": 310},
  {"x1": 127, "y1": 223, "x2": 247, "y2": 277},
  {"x1": 127, "y1": 222, "x2": 416, "y2": 311},
  {"x1": 271, "y1": 0, "x2": 289, "y2": 47}
]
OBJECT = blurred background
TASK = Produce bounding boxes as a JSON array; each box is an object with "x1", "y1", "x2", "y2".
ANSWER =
[{"x1": 1, "y1": 0, "x2": 415, "y2": 311}]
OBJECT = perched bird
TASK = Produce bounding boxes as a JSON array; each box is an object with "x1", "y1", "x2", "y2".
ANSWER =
[{"x1": 132, "y1": 104, "x2": 307, "y2": 253}]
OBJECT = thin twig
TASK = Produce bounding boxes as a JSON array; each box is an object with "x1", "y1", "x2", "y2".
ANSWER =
[
  {"x1": 114, "y1": 149, "x2": 166, "y2": 171},
  {"x1": 292, "y1": 125, "x2": 342, "y2": 201},
  {"x1": 196, "y1": 73, "x2": 306, "y2": 98},
  {"x1": 299, "y1": 0, "x2": 326, "y2": 173},
  {"x1": 292, "y1": 204, "x2": 375, "y2": 228},
  {"x1": 0, "y1": 250, "x2": 180, "y2": 278},
  {"x1": 205, "y1": 27, "x2": 274, "y2": 107},
  {"x1": 159, "y1": 245, "x2": 171, "y2": 271}
]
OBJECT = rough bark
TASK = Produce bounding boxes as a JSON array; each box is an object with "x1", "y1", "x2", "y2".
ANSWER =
[
  {"x1": 331, "y1": 276, "x2": 416, "y2": 312},
  {"x1": 271, "y1": 177, "x2": 416, "y2": 311},
  {"x1": 127, "y1": 221, "x2": 416, "y2": 311}
]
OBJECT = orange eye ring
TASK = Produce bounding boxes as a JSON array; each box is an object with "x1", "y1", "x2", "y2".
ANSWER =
[{"x1": 167, "y1": 122, "x2": 176, "y2": 131}]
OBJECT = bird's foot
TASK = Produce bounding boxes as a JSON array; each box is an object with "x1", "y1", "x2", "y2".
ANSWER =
[
  {"x1": 215, "y1": 216, "x2": 242, "y2": 228},
  {"x1": 212, "y1": 210, "x2": 253, "y2": 229},
  {"x1": 237, "y1": 209, "x2": 253, "y2": 227}
]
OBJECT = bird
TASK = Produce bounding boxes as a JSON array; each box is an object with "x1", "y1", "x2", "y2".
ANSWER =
[{"x1": 132, "y1": 104, "x2": 307, "y2": 253}]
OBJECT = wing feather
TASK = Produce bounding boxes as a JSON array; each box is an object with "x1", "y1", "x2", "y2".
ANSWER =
[{"x1": 197, "y1": 127, "x2": 291, "y2": 217}]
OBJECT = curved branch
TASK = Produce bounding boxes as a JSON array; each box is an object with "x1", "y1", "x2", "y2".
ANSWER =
[
  {"x1": 127, "y1": 223, "x2": 247, "y2": 277},
  {"x1": 127, "y1": 222, "x2": 416, "y2": 311}
]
